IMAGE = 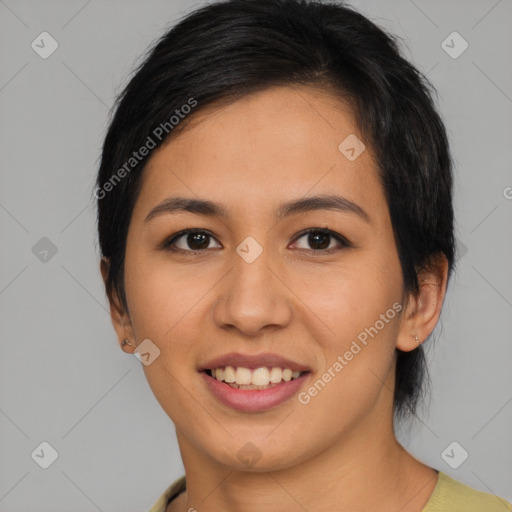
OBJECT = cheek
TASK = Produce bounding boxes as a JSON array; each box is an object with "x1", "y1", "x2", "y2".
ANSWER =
[
  {"x1": 126, "y1": 259, "x2": 212, "y2": 416},
  {"x1": 123, "y1": 252, "x2": 235, "y2": 407},
  {"x1": 292, "y1": 256, "x2": 402, "y2": 341},
  {"x1": 294, "y1": 258, "x2": 401, "y2": 400},
  {"x1": 124, "y1": 246, "x2": 218, "y2": 341},
  {"x1": 298, "y1": 275, "x2": 401, "y2": 415}
]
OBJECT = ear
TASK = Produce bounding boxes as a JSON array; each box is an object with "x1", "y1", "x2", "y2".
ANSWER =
[
  {"x1": 396, "y1": 254, "x2": 449, "y2": 352},
  {"x1": 100, "y1": 257, "x2": 136, "y2": 353}
]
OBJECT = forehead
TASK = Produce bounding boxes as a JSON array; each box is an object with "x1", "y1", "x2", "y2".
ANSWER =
[{"x1": 135, "y1": 85, "x2": 384, "y2": 219}]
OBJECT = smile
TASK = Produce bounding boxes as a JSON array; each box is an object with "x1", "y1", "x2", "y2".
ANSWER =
[
  {"x1": 205, "y1": 366, "x2": 304, "y2": 389},
  {"x1": 201, "y1": 368, "x2": 311, "y2": 412}
]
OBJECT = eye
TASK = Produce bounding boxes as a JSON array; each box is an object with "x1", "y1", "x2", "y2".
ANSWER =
[
  {"x1": 162, "y1": 227, "x2": 351, "y2": 254},
  {"x1": 291, "y1": 228, "x2": 351, "y2": 252},
  {"x1": 163, "y1": 229, "x2": 221, "y2": 252}
]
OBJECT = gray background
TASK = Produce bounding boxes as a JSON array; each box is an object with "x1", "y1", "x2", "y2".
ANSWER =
[{"x1": 1, "y1": 0, "x2": 511, "y2": 510}]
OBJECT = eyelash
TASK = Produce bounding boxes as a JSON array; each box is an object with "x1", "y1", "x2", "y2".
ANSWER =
[{"x1": 161, "y1": 227, "x2": 351, "y2": 254}]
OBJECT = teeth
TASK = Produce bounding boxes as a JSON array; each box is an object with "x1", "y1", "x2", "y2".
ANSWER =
[
  {"x1": 269, "y1": 367, "x2": 282, "y2": 383},
  {"x1": 223, "y1": 365, "x2": 236, "y2": 383},
  {"x1": 235, "y1": 367, "x2": 252, "y2": 385},
  {"x1": 252, "y1": 367, "x2": 269, "y2": 386},
  {"x1": 210, "y1": 366, "x2": 304, "y2": 387}
]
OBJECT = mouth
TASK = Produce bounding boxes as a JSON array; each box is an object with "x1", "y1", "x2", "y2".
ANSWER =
[
  {"x1": 203, "y1": 365, "x2": 307, "y2": 390},
  {"x1": 198, "y1": 352, "x2": 312, "y2": 411},
  {"x1": 200, "y1": 365, "x2": 311, "y2": 412}
]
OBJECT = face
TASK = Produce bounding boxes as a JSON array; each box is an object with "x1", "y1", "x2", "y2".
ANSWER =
[{"x1": 114, "y1": 85, "x2": 412, "y2": 470}]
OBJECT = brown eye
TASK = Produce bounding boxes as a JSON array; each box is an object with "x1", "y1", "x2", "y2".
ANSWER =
[
  {"x1": 292, "y1": 228, "x2": 350, "y2": 252},
  {"x1": 185, "y1": 232, "x2": 210, "y2": 250},
  {"x1": 306, "y1": 231, "x2": 331, "y2": 250},
  {"x1": 164, "y1": 229, "x2": 221, "y2": 252}
]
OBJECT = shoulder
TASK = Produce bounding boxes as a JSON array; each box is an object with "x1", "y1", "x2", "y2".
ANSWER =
[
  {"x1": 148, "y1": 475, "x2": 186, "y2": 512},
  {"x1": 423, "y1": 472, "x2": 512, "y2": 512},
  {"x1": 147, "y1": 472, "x2": 512, "y2": 512}
]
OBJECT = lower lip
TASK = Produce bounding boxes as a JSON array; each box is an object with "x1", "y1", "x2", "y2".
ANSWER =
[{"x1": 201, "y1": 371, "x2": 310, "y2": 412}]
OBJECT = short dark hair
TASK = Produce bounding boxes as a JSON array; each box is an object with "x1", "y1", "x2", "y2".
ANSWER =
[{"x1": 96, "y1": 0, "x2": 455, "y2": 419}]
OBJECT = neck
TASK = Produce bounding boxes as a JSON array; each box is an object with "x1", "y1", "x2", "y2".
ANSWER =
[{"x1": 171, "y1": 408, "x2": 437, "y2": 512}]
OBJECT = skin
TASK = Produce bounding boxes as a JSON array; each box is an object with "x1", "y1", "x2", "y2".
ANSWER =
[{"x1": 101, "y1": 85, "x2": 449, "y2": 512}]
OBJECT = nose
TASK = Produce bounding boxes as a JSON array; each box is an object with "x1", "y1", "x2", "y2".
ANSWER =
[{"x1": 212, "y1": 246, "x2": 293, "y2": 337}]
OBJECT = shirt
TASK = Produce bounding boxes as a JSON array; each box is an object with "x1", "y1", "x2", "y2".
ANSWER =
[{"x1": 148, "y1": 471, "x2": 512, "y2": 512}]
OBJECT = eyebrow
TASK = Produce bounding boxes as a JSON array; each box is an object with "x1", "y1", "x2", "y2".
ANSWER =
[{"x1": 144, "y1": 194, "x2": 370, "y2": 224}]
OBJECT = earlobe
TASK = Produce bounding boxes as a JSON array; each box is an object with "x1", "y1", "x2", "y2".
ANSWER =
[
  {"x1": 121, "y1": 338, "x2": 135, "y2": 353},
  {"x1": 396, "y1": 255, "x2": 449, "y2": 352}
]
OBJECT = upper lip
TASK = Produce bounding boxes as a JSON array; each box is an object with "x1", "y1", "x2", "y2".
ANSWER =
[{"x1": 199, "y1": 352, "x2": 311, "y2": 372}]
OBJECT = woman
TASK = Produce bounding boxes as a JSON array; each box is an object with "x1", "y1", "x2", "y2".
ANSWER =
[{"x1": 95, "y1": 0, "x2": 512, "y2": 510}]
